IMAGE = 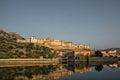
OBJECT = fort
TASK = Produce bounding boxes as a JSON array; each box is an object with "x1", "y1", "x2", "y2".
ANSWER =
[{"x1": 17, "y1": 36, "x2": 93, "y2": 50}]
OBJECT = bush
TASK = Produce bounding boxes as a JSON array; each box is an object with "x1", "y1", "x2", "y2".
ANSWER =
[{"x1": 94, "y1": 51, "x2": 103, "y2": 57}]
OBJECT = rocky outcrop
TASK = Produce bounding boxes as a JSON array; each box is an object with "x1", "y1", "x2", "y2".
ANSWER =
[{"x1": 0, "y1": 29, "x2": 24, "y2": 40}]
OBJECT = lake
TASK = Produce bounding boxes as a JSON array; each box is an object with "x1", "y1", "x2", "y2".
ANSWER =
[{"x1": 0, "y1": 61, "x2": 120, "y2": 80}]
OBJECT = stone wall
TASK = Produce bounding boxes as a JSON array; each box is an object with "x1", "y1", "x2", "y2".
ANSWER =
[{"x1": 17, "y1": 36, "x2": 92, "y2": 50}]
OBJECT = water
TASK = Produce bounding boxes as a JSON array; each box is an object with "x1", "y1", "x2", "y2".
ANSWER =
[{"x1": 0, "y1": 61, "x2": 120, "y2": 80}]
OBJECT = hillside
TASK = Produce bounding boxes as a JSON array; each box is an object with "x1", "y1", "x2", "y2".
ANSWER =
[
  {"x1": 0, "y1": 36, "x2": 56, "y2": 58},
  {"x1": 0, "y1": 30, "x2": 56, "y2": 58},
  {"x1": 101, "y1": 48, "x2": 120, "y2": 53},
  {"x1": 0, "y1": 29, "x2": 24, "y2": 40}
]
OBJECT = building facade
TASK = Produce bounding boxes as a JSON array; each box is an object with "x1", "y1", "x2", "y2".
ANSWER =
[{"x1": 17, "y1": 36, "x2": 92, "y2": 50}]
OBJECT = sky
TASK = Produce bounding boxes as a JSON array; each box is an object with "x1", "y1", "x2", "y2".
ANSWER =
[{"x1": 0, "y1": 0, "x2": 120, "y2": 49}]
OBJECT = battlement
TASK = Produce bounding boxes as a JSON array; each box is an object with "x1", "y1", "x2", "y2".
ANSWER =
[{"x1": 17, "y1": 36, "x2": 92, "y2": 50}]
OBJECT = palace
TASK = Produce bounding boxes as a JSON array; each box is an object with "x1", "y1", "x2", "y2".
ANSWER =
[{"x1": 17, "y1": 36, "x2": 92, "y2": 50}]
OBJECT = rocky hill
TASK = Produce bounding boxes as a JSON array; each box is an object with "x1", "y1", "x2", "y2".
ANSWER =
[
  {"x1": 0, "y1": 29, "x2": 24, "y2": 40},
  {"x1": 101, "y1": 48, "x2": 120, "y2": 53},
  {"x1": 0, "y1": 31, "x2": 56, "y2": 58}
]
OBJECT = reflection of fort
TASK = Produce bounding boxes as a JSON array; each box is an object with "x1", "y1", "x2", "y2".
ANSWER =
[
  {"x1": 75, "y1": 67, "x2": 92, "y2": 73},
  {"x1": 66, "y1": 61, "x2": 92, "y2": 73},
  {"x1": 14, "y1": 63, "x2": 94, "y2": 80},
  {"x1": 0, "y1": 61, "x2": 119, "y2": 80},
  {"x1": 31, "y1": 67, "x2": 72, "y2": 80},
  {"x1": 14, "y1": 65, "x2": 73, "y2": 80},
  {"x1": 108, "y1": 63, "x2": 119, "y2": 68},
  {"x1": 65, "y1": 61, "x2": 119, "y2": 74}
]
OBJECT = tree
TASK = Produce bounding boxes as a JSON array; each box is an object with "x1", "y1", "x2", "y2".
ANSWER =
[
  {"x1": 94, "y1": 51, "x2": 103, "y2": 57},
  {"x1": 35, "y1": 45, "x2": 40, "y2": 50},
  {"x1": 26, "y1": 43, "x2": 34, "y2": 49},
  {"x1": 26, "y1": 43, "x2": 34, "y2": 52},
  {"x1": 48, "y1": 53, "x2": 55, "y2": 58},
  {"x1": 95, "y1": 65, "x2": 103, "y2": 72}
]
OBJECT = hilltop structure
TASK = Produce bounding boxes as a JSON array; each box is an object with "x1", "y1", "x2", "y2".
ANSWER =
[{"x1": 17, "y1": 36, "x2": 93, "y2": 50}]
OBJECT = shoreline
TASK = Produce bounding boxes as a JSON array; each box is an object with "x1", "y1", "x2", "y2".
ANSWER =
[
  {"x1": 0, "y1": 57, "x2": 119, "y2": 64},
  {"x1": 0, "y1": 57, "x2": 119, "y2": 67},
  {"x1": 0, "y1": 58, "x2": 60, "y2": 65}
]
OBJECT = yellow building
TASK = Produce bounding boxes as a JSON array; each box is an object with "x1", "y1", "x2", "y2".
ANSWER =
[
  {"x1": 66, "y1": 50, "x2": 94, "y2": 62},
  {"x1": 17, "y1": 36, "x2": 92, "y2": 50}
]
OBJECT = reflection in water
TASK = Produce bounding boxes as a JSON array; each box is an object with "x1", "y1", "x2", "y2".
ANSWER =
[
  {"x1": 0, "y1": 65, "x2": 57, "y2": 80},
  {"x1": 0, "y1": 61, "x2": 120, "y2": 80},
  {"x1": 95, "y1": 65, "x2": 103, "y2": 72},
  {"x1": 0, "y1": 64, "x2": 73, "y2": 80}
]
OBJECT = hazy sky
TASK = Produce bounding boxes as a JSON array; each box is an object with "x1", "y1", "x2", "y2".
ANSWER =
[{"x1": 0, "y1": 0, "x2": 120, "y2": 49}]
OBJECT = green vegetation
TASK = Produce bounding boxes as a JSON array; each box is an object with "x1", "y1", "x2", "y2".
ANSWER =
[
  {"x1": 0, "y1": 36, "x2": 56, "y2": 58},
  {"x1": 94, "y1": 51, "x2": 103, "y2": 57},
  {"x1": 0, "y1": 65, "x2": 56, "y2": 80},
  {"x1": 95, "y1": 65, "x2": 103, "y2": 72}
]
